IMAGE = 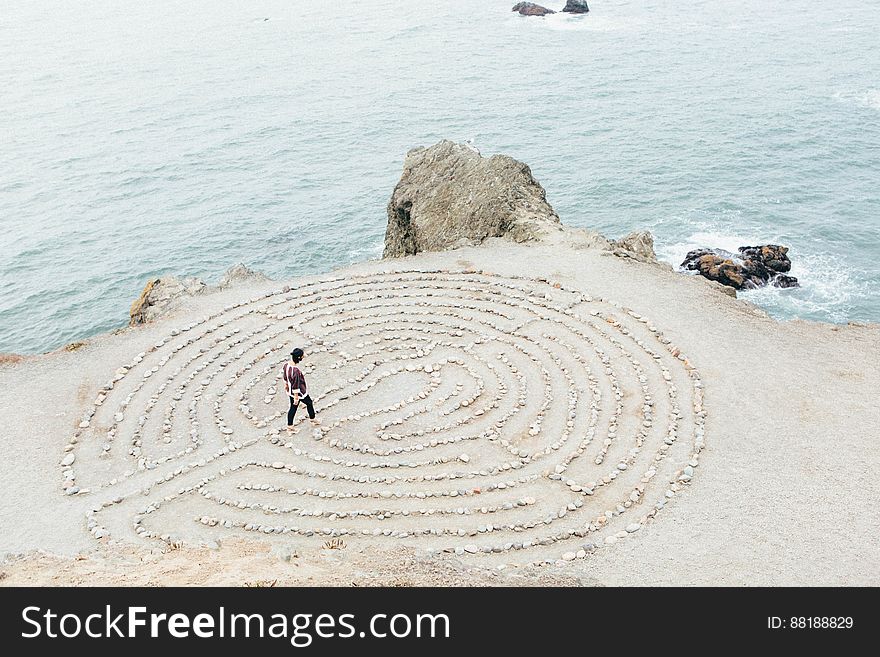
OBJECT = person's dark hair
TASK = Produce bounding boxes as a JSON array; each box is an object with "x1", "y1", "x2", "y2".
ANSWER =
[{"x1": 290, "y1": 348, "x2": 304, "y2": 363}]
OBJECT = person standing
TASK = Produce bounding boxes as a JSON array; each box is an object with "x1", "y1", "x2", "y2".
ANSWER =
[{"x1": 283, "y1": 348, "x2": 318, "y2": 433}]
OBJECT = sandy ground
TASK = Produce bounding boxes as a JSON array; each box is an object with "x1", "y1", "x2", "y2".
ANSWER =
[
  {"x1": 0, "y1": 541, "x2": 584, "y2": 587},
  {"x1": 1, "y1": 227, "x2": 878, "y2": 586}
]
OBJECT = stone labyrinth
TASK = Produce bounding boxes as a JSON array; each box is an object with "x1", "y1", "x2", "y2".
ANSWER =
[{"x1": 64, "y1": 270, "x2": 707, "y2": 566}]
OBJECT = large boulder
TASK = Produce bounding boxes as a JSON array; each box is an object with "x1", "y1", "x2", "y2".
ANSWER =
[
  {"x1": 738, "y1": 245, "x2": 792, "y2": 273},
  {"x1": 384, "y1": 140, "x2": 562, "y2": 258},
  {"x1": 609, "y1": 230, "x2": 657, "y2": 262},
  {"x1": 681, "y1": 245, "x2": 798, "y2": 290},
  {"x1": 563, "y1": 1, "x2": 590, "y2": 13},
  {"x1": 512, "y1": 3, "x2": 556, "y2": 16}
]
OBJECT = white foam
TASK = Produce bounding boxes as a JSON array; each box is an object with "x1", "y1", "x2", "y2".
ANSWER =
[
  {"x1": 512, "y1": 4, "x2": 637, "y2": 32},
  {"x1": 655, "y1": 227, "x2": 772, "y2": 270},
  {"x1": 752, "y1": 251, "x2": 869, "y2": 323},
  {"x1": 832, "y1": 89, "x2": 880, "y2": 112},
  {"x1": 345, "y1": 240, "x2": 383, "y2": 263}
]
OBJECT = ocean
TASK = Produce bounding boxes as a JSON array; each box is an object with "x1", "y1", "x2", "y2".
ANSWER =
[{"x1": 1, "y1": 0, "x2": 878, "y2": 354}]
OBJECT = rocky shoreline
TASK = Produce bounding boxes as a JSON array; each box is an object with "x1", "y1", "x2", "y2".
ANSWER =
[
  {"x1": 681, "y1": 245, "x2": 799, "y2": 290},
  {"x1": 2, "y1": 141, "x2": 870, "y2": 364},
  {"x1": 1, "y1": 141, "x2": 878, "y2": 587},
  {"x1": 122, "y1": 141, "x2": 825, "y2": 332}
]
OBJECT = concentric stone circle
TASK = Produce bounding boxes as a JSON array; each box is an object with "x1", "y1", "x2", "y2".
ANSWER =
[{"x1": 64, "y1": 269, "x2": 706, "y2": 566}]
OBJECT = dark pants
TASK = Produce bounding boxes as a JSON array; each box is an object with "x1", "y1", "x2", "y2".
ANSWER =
[{"x1": 288, "y1": 395, "x2": 315, "y2": 425}]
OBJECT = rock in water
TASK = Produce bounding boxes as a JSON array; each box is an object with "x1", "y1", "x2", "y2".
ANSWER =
[
  {"x1": 738, "y1": 245, "x2": 792, "y2": 273},
  {"x1": 563, "y1": 1, "x2": 590, "y2": 13},
  {"x1": 384, "y1": 140, "x2": 561, "y2": 258},
  {"x1": 680, "y1": 244, "x2": 799, "y2": 290},
  {"x1": 512, "y1": 3, "x2": 556, "y2": 16}
]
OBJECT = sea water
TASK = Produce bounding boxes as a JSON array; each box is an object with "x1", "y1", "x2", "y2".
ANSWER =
[{"x1": 1, "y1": 0, "x2": 878, "y2": 354}]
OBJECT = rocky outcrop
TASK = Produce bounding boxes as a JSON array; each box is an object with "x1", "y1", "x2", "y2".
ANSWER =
[
  {"x1": 609, "y1": 230, "x2": 657, "y2": 263},
  {"x1": 512, "y1": 3, "x2": 555, "y2": 16},
  {"x1": 218, "y1": 264, "x2": 269, "y2": 289},
  {"x1": 130, "y1": 276, "x2": 207, "y2": 326},
  {"x1": 681, "y1": 245, "x2": 798, "y2": 290},
  {"x1": 0, "y1": 353, "x2": 25, "y2": 366},
  {"x1": 130, "y1": 264, "x2": 268, "y2": 326},
  {"x1": 384, "y1": 140, "x2": 561, "y2": 258},
  {"x1": 738, "y1": 245, "x2": 792, "y2": 274},
  {"x1": 563, "y1": 1, "x2": 590, "y2": 13}
]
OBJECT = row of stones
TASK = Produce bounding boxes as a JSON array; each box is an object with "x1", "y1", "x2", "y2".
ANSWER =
[
  {"x1": 253, "y1": 335, "x2": 582, "y2": 472},
  {"x1": 65, "y1": 318, "x2": 259, "y2": 494},
  {"x1": 209, "y1": 285, "x2": 588, "y2": 469},
  {"x1": 78, "y1": 268, "x2": 577, "y2": 515},
  {"x1": 254, "y1": 290, "x2": 668, "y2": 484},
  {"x1": 281, "y1": 290, "x2": 592, "y2": 462},
  {"x1": 76, "y1": 269, "x2": 582, "y2": 482},
  {"x1": 76, "y1": 270, "x2": 580, "y2": 517},
  {"x1": 205, "y1": 296, "x2": 702, "y2": 556},
  {"x1": 132, "y1": 458, "x2": 583, "y2": 540},
  {"x1": 68, "y1": 319, "x2": 285, "y2": 492},
  {"x1": 131, "y1": 312, "x2": 692, "y2": 551},
  {"x1": 79, "y1": 270, "x2": 704, "y2": 568}
]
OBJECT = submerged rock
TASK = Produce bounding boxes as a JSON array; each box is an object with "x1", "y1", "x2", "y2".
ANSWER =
[
  {"x1": 681, "y1": 245, "x2": 799, "y2": 290},
  {"x1": 562, "y1": 1, "x2": 590, "y2": 13},
  {"x1": 512, "y1": 3, "x2": 556, "y2": 16},
  {"x1": 384, "y1": 140, "x2": 561, "y2": 258}
]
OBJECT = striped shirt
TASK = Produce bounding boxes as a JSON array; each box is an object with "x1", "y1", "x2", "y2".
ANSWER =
[{"x1": 283, "y1": 362, "x2": 307, "y2": 397}]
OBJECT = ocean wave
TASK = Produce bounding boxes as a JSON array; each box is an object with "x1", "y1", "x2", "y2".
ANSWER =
[
  {"x1": 538, "y1": 13, "x2": 636, "y2": 33},
  {"x1": 833, "y1": 89, "x2": 880, "y2": 112},
  {"x1": 655, "y1": 229, "x2": 766, "y2": 270},
  {"x1": 344, "y1": 240, "x2": 384, "y2": 263}
]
